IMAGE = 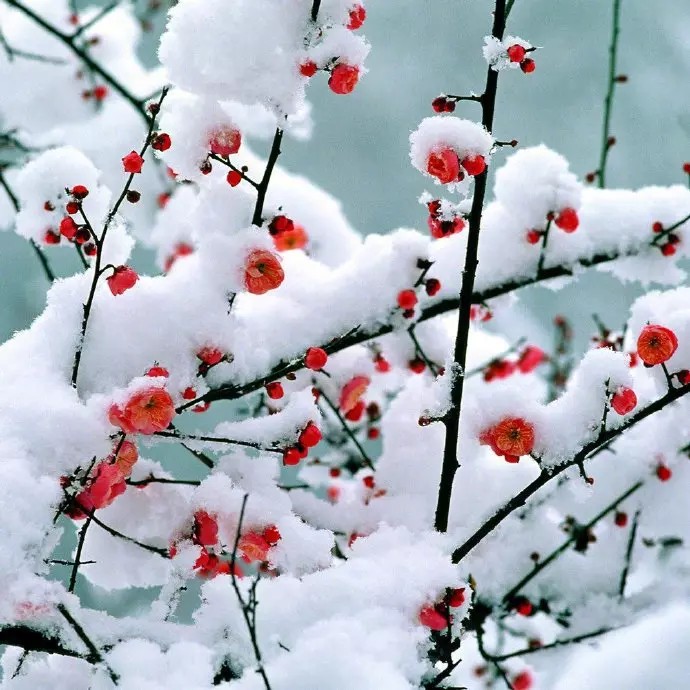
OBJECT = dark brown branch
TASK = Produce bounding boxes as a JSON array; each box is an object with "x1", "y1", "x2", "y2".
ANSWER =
[
  {"x1": 618, "y1": 508, "x2": 640, "y2": 600},
  {"x1": 57, "y1": 604, "x2": 118, "y2": 684},
  {"x1": 154, "y1": 429, "x2": 283, "y2": 455},
  {"x1": 597, "y1": 0, "x2": 622, "y2": 188},
  {"x1": 490, "y1": 626, "x2": 613, "y2": 662},
  {"x1": 434, "y1": 0, "x2": 507, "y2": 533},
  {"x1": 317, "y1": 389, "x2": 375, "y2": 470},
  {"x1": 501, "y1": 481, "x2": 643, "y2": 604},
  {"x1": 71, "y1": 88, "x2": 167, "y2": 388},
  {"x1": 229, "y1": 494, "x2": 273, "y2": 690},
  {"x1": 452, "y1": 381, "x2": 690, "y2": 563},
  {"x1": 184, "y1": 248, "x2": 637, "y2": 411},
  {"x1": 68, "y1": 516, "x2": 92, "y2": 593},
  {"x1": 251, "y1": 127, "x2": 283, "y2": 227},
  {"x1": 0, "y1": 625, "x2": 86, "y2": 660}
]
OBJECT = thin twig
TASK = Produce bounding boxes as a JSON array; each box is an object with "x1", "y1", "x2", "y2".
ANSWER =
[
  {"x1": 229, "y1": 494, "x2": 273, "y2": 690},
  {"x1": 71, "y1": 88, "x2": 168, "y2": 388},
  {"x1": 318, "y1": 389, "x2": 375, "y2": 470},
  {"x1": 68, "y1": 516, "x2": 92, "y2": 593},
  {"x1": 71, "y1": 0, "x2": 121, "y2": 38},
  {"x1": 57, "y1": 604, "x2": 118, "y2": 683},
  {"x1": 597, "y1": 0, "x2": 622, "y2": 188},
  {"x1": 154, "y1": 429, "x2": 283, "y2": 454},
  {"x1": 618, "y1": 509, "x2": 640, "y2": 600},
  {"x1": 452, "y1": 381, "x2": 690, "y2": 563},
  {"x1": 501, "y1": 481, "x2": 643, "y2": 604}
]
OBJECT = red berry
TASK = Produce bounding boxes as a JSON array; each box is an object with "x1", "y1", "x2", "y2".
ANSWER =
[
  {"x1": 298, "y1": 422, "x2": 322, "y2": 448},
  {"x1": 227, "y1": 170, "x2": 242, "y2": 187},
  {"x1": 637, "y1": 324, "x2": 678, "y2": 366},
  {"x1": 122, "y1": 150, "x2": 144, "y2": 174},
  {"x1": 432, "y1": 97, "x2": 452, "y2": 113},
  {"x1": 554, "y1": 207, "x2": 579, "y2": 232},
  {"x1": 283, "y1": 447, "x2": 301, "y2": 466},
  {"x1": 200, "y1": 160, "x2": 212, "y2": 175},
  {"x1": 83, "y1": 242, "x2": 97, "y2": 256},
  {"x1": 367, "y1": 427, "x2": 380, "y2": 440},
  {"x1": 397, "y1": 289, "x2": 417, "y2": 310},
  {"x1": 506, "y1": 44, "x2": 526, "y2": 63},
  {"x1": 262, "y1": 525, "x2": 281, "y2": 545},
  {"x1": 209, "y1": 126, "x2": 242, "y2": 157},
  {"x1": 610, "y1": 387, "x2": 637, "y2": 415},
  {"x1": 425, "y1": 278, "x2": 441, "y2": 296},
  {"x1": 346, "y1": 4, "x2": 366, "y2": 30},
  {"x1": 526, "y1": 229, "x2": 542, "y2": 244},
  {"x1": 362, "y1": 475, "x2": 375, "y2": 489},
  {"x1": 182, "y1": 387, "x2": 197, "y2": 400},
  {"x1": 683, "y1": 163, "x2": 690, "y2": 175},
  {"x1": 152, "y1": 133, "x2": 172, "y2": 152},
  {"x1": 652, "y1": 221, "x2": 664, "y2": 233},
  {"x1": 520, "y1": 58, "x2": 536, "y2": 74},
  {"x1": 146, "y1": 366, "x2": 169, "y2": 378},
  {"x1": 305, "y1": 347, "x2": 328, "y2": 371},
  {"x1": 126, "y1": 190, "x2": 141, "y2": 203},
  {"x1": 427, "y1": 148, "x2": 460, "y2": 184},
  {"x1": 614, "y1": 511, "x2": 628, "y2": 527},
  {"x1": 106, "y1": 265, "x2": 138, "y2": 296},
  {"x1": 409, "y1": 358, "x2": 426, "y2": 374},
  {"x1": 515, "y1": 598, "x2": 533, "y2": 616},
  {"x1": 71, "y1": 185, "x2": 89, "y2": 199},
  {"x1": 59, "y1": 216, "x2": 78, "y2": 240},
  {"x1": 328, "y1": 64, "x2": 360, "y2": 95},
  {"x1": 197, "y1": 347, "x2": 224, "y2": 366},
  {"x1": 329, "y1": 467, "x2": 341, "y2": 477},
  {"x1": 374, "y1": 355, "x2": 391, "y2": 373},
  {"x1": 419, "y1": 605, "x2": 447, "y2": 631},
  {"x1": 300, "y1": 60, "x2": 318, "y2": 77},
  {"x1": 447, "y1": 588, "x2": 466, "y2": 607},
  {"x1": 44, "y1": 230, "x2": 61, "y2": 245},
  {"x1": 656, "y1": 463, "x2": 672, "y2": 481},
  {"x1": 512, "y1": 671, "x2": 533, "y2": 690},
  {"x1": 460, "y1": 154, "x2": 486, "y2": 177},
  {"x1": 344, "y1": 400, "x2": 365, "y2": 422},
  {"x1": 517, "y1": 346, "x2": 546, "y2": 373},
  {"x1": 265, "y1": 382, "x2": 284, "y2": 400},
  {"x1": 93, "y1": 85, "x2": 108, "y2": 102},
  {"x1": 661, "y1": 243, "x2": 677, "y2": 257},
  {"x1": 66, "y1": 201, "x2": 79, "y2": 215}
]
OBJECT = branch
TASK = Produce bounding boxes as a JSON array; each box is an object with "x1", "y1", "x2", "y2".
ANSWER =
[
  {"x1": 68, "y1": 516, "x2": 92, "y2": 593},
  {"x1": 251, "y1": 127, "x2": 283, "y2": 227},
  {"x1": 0, "y1": 625, "x2": 86, "y2": 660},
  {"x1": 435, "y1": 0, "x2": 508, "y2": 533},
  {"x1": 0, "y1": 168, "x2": 56, "y2": 282},
  {"x1": 452, "y1": 381, "x2": 690, "y2": 563},
  {"x1": 317, "y1": 388, "x2": 375, "y2": 470},
  {"x1": 310, "y1": 0, "x2": 322, "y2": 23},
  {"x1": 3, "y1": 0, "x2": 149, "y2": 124},
  {"x1": 597, "y1": 0, "x2": 623, "y2": 188},
  {"x1": 71, "y1": 1, "x2": 121, "y2": 38},
  {"x1": 154, "y1": 429, "x2": 283, "y2": 455},
  {"x1": 229, "y1": 495, "x2": 273, "y2": 690},
  {"x1": 489, "y1": 626, "x2": 613, "y2": 662},
  {"x1": 618, "y1": 508, "x2": 640, "y2": 600},
  {"x1": 501, "y1": 480, "x2": 643, "y2": 604},
  {"x1": 57, "y1": 603, "x2": 118, "y2": 684},
  {"x1": 71, "y1": 88, "x2": 167, "y2": 389}
]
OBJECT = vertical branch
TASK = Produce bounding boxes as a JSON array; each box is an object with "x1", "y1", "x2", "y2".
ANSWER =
[
  {"x1": 251, "y1": 127, "x2": 284, "y2": 227},
  {"x1": 68, "y1": 516, "x2": 92, "y2": 593},
  {"x1": 597, "y1": 0, "x2": 622, "y2": 188},
  {"x1": 618, "y1": 508, "x2": 640, "y2": 600},
  {"x1": 434, "y1": 0, "x2": 508, "y2": 533},
  {"x1": 310, "y1": 0, "x2": 322, "y2": 22},
  {"x1": 71, "y1": 88, "x2": 167, "y2": 389},
  {"x1": 229, "y1": 494, "x2": 273, "y2": 690}
]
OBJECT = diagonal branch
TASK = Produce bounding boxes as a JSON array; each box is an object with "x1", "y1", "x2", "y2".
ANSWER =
[{"x1": 452, "y1": 381, "x2": 690, "y2": 563}]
